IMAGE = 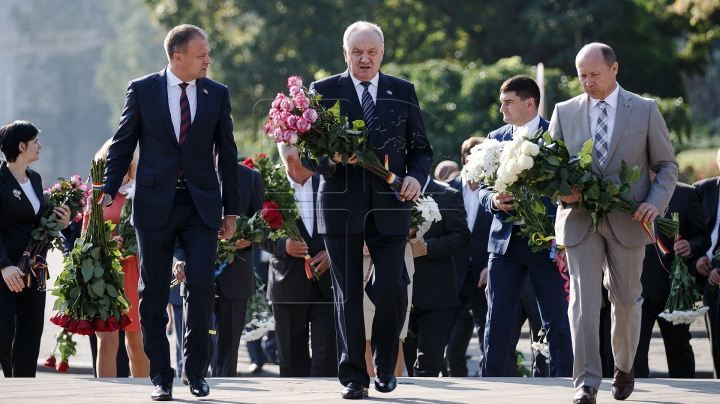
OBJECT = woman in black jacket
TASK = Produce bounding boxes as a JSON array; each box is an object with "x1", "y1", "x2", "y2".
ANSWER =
[{"x1": 0, "y1": 120, "x2": 71, "y2": 377}]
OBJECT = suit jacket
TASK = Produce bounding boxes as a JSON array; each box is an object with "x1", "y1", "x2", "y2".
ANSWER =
[
  {"x1": 262, "y1": 175, "x2": 333, "y2": 303},
  {"x1": 549, "y1": 86, "x2": 678, "y2": 247},
  {"x1": 412, "y1": 180, "x2": 470, "y2": 310},
  {"x1": 301, "y1": 70, "x2": 433, "y2": 236},
  {"x1": 216, "y1": 164, "x2": 265, "y2": 300},
  {"x1": 0, "y1": 161, "x2": 44, "y2": 269},
  {"x1": 447, "y1": 177, "x2": 494, "y2": 290},
  {"x1": 642, "y1": 182, "x2": 710, "y2": 302},
  {"x1": 694, "y1": 176, "x2": 720, "y2": 265},
  {"x1": 479, "y1": 117, "x2": 555, "y2": 255},
  {"x1": 103, "y1": 67, "x2": 240, "y2": 230}
]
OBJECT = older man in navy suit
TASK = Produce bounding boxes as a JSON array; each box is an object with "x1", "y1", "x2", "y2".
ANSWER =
[
  {"x1": 478, "y1": 75, "x2": 572, "y2": 378},
  {"x1": 103, "y1": 25, "x2": 240, "y2": 401},
  {"x1": 302, "y1": 21, "x2": 432, "y2": 399}
]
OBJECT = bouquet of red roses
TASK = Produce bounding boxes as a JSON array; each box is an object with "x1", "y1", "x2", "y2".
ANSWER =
[
  {"x1": 50, "y1": 159, "x2": 131, "y2": 335},
  {"x1": 251, "y1": 154, "x2": 319, "y2": 280},
  {"x1": 18, "y1": 175, "x2": 89, "y2": 290},
  {"x1": 43, "y1": 328, "x2": 76, "y2": 373},
  {"x1": 262, "y1": 76, "x2": 409, "y2": 200}
]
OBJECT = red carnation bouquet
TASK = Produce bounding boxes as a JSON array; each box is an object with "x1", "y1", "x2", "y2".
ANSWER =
[
  {"x1": 262, "y1": 76, "x2": 411, "y2": 201},
  {"x1": 252, "y1": 154, "x2": 319, "y2": 280},
  {"x1": 18, "y1": 175, "x2": 89, "y2": 290},
  {"x1": 50, "y1": 159, "x2": 131, "y2": 335}
]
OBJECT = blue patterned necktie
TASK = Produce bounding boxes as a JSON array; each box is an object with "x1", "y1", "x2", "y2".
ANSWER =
[
  {"x1": 594, "y1": 100, "x2": 609, "y2": 169},
  {"x1": 360, "y1": 81, "x2": 375, "y2": 134}
]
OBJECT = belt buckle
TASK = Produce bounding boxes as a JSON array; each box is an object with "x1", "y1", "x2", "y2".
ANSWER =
[{"x1": 177, "y1": 179, "x2": 187, "y2": 190}]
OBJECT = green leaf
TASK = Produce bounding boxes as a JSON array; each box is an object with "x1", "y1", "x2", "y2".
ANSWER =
[
  {"x1": 352, "y1": 120, "x2": 365, "y2": 131},
  {"x1": 586, "y1": 183, "x2": 600, "y2": 200},
  {"x1": 87, "y1": 306, "x2": 97, "y2": 318},
  {"x1": 69, "y1": 286, "x2": 81, "y2": 299},
  {"x1": 93, "y1": 265, "x2": 104, "y2": 278},
  {"x1": 329, "y1": 101, "x2": 341, "y2": 118},
  {"x1": 559, "y1": 181, "x2": 572, "y2": 196},
  {"x1": 546, "y1": 156, "x2": 560, "y2": 166},
  {"x1": 579, "y1": 139, "x2": 593, "y2": 158},
  {"x1": 91, "y1": 279, "x2": 105, "y2": 297},
  {"x1": 90, "y1": 247, "x2": 101, "y2": 259},
  {"x1": 106, "y1": 284, "x2": 118, "y2": 298},
  {"x1": 81, "y1": 259, "x2": 94, "y2": 282}
]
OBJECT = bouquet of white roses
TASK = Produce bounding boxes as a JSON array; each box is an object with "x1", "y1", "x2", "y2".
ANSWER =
[{"x1": 410, "y1": 196, "x2": 442, "y2": 239}]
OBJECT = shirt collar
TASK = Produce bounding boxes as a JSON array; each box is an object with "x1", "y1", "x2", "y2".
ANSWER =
[
  {"x1": 286, "y1": 172, "x2": 312, "y2": 189},
  {"x1": 350, "y1": 72, "x2": 380, "y2": 89},
  {"x1": 166, "y1": 66, "x2": 197, "y2": 88},
  {"x1": 589, "y1": 83, "x2": 620, "y2": 111},
  {"x1": 512, "y1": 114, "x2": 541, "y2": 133}
]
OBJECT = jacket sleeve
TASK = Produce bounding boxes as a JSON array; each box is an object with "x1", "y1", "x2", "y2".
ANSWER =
[
  {"x1": 687, "y1": 187, "x2": 711, "y2": 274},
  {"x1": 403, "y1": 83, "x2": 433, "y2": 186},
  {"x1": 104, "y1": 81, "x2": 141, "y2": 200},
  {"x1": 259, "y1": 236, "x2": 288, "y2": 260},
  {"x1": 215, "y1": 85, "x2": 241, "y2": 216},
  {"x1": 426, "y1": 190, "x2": 471, "y2": 259}
]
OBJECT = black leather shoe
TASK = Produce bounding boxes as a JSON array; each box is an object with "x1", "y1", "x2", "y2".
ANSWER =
[
  {"x1": 572, "y1": 386, "x2": 597, "y2": 404},
  {"x1": 181, "y1": 371, "x2": 210, "y2": 397},
  {"x1": 151, "y1": 383, "x2": 173, "y2": 401},
  {"x1": 374, "y1": 374, "x2": 397, "y2": 393},
  {"x1": 341, "y1": 381, "x2": 369, "y2": 399}
]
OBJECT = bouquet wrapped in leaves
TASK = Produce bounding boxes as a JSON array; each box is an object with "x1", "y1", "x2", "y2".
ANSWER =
[
  {"x1": 43, "y1": 329, "x2": 76, "y2": 373},
  {"x1": 659, "y1": 213, "x2": 709, "y2": 325},
  {"x1": 18, "y1": 175, "x2": 89, "y2": 290},
  {"x1": 240, "y1": 275, "x2": 275, "y2": 341},
  {"x1": 253, "y1": 153, "x2": 319, "y2": 280},
  {"x1": 262, "y1": 76, "x2": 411, "y2": 199},
  {"x1": 50, "y1": 159, "x2": 131, "y2": 335}
]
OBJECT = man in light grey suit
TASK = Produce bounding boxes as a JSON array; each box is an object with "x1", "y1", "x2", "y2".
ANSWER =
[{"x1": 549, "y1": 43, "x2": 677, "y2": 404}]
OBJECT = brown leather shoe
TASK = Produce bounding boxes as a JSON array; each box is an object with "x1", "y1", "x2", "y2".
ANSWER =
[
  {"x1": 573, "y1": 386, "x2": 597, "y2": 404},
  {"x1": 612, "y1": 365, "x2": 634, "y2": 400}
]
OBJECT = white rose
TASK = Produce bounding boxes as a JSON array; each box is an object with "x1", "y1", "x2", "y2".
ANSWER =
[{"x1": 518, "y1": 155, "x2": 534, "y2": 170}]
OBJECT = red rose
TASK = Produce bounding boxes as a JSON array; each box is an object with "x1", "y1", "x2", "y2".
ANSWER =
[
  {"x1": 118, "y1": 314, "x2": 132, "y2": 329},
  {"x1": 107, "y1": 315, "x2": 120, "y2": 332},
  {"x1": 258, "y1": 153, "x2": 267, "y2": 158},
  {"x1": 262, "y1": 201, "x2": 283, "y2": 229},
  {"x1": 76, "y1": 320, "x2": 94, "y2": 336},
  {"x1": 67, "y1": 319, "x2": 79, "y2": 333},
  {"x1": 242, "y1": 158, "x2": 255, "y2": 169},
  {"x1": 56, "y1": 360, "x2": 69, "y2": 372},
  {"x1": 51, "y1": 312, "x2": 70, "y2": 328},
  {"x1": 44, "y1": 356, "x2": 57, "y2": 368},
  {"x1": 93, "y1": 318, "x2": 109, "y2": 333}
]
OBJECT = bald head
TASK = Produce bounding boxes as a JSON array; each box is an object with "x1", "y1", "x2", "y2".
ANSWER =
[
  {"x1": 576, "y1": 43, "x2": 616, "y2": 68},
  {"x1": 576, "y1": 42, "x2": 618, "y2": 100}
]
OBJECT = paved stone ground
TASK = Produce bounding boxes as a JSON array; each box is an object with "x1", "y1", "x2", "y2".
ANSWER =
[{"x1": 19, "y1": 250, "x2": 720, "y2": 381}]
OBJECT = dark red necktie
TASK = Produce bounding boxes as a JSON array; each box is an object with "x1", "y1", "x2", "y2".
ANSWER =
[{"x1": 178, "y1": 82, "x2": 190, "y2": 179}]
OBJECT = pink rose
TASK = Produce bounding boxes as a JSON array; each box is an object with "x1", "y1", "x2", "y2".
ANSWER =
[
  {"x1": 282, "y1": 130, "x2": 296, "y2": 143},
  {"x1": 273, "y1": 127, "x2": 284, "y2": 142},
  {"x1": 268, "y1": 107, "x2": 281, "y2": 119},
  {"x1": 280, "y1": 98, "x2": 294, "y2": 112},
  {"x1": 262, "y1": 121, "x2": 274, "y2": 135},
  {"x1": 287, "y1": 76, "x2": 303, "y2": 88},
  {"x1": 271, "y1": 93, "x2": 286, "y2": 109},
  {"x1": 289, "y1": 132, "x2": 298, "y2": 143},
  {"x1": 302, "y1": 108, "x2": 318, "y2": 123},
  {"x1": 286, "y1": 114, "x2": 298, "y2": 130},
  {"x1": 289, "y1": 85, "x2": 303, "y2": 98},
  {"x1": 296, "y1": 117, "x2": 311, "y2": 133},
  {"x1": 294, "y1": 94, "x2": 310, "y2": 109}
]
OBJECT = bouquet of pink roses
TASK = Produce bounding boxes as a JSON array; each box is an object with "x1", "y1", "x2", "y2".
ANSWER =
[{"x1": 262, "y1": 76, "x2": 408, "y2": 200}]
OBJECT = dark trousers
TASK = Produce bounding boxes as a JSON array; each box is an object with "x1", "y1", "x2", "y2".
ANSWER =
[
  {"x1": 136, "y1": 188, "x2": 218, "y2": 385},
  {"x1": 171, "y1": 303, "x2": 184, "y2": 378},
  {"x1": 483, "y1": 235, "x2": 573, "y2": 377},
  {"x1": 209, "y1": 293, "x2": 248, "y2": 377},
  {"x1": 445, "y1": 269, "x2": 487, "y2": 377},
  {"x1": 505, "y1": 278, "x2": 548, "y2": 377},
  {"x1": 324, "y1": 216, "x2": 408, "y2": 387},
  {"x1": 0, "y1": 284, "x2": 45, "y2": 377},
  {"x1": 403, "y1": 307, "x2": 454, "y2": 377},
  {"x1": 704, "y1": 285, "x2": 720, "y2": 378},
  {"x1": 273, "y1": 282, "x2": 336, "y2": 377},
  {"x1": 634, "y1": 297, "x2": 695, "y2": 378}
]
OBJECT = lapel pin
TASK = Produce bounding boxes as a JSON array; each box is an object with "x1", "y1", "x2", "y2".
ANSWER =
[
  {"x1": 12, "y1": 189, "x2": 21, "y2": 200},
  {"x1": 203, "y1": 89, "x2": 208, "y2": 94},
  {"x1": 625, "y1": 103, "x2": 629, "y2": 107},
  {"x1": 386, "y1": 90, "x2": 392, "y2": 95}
]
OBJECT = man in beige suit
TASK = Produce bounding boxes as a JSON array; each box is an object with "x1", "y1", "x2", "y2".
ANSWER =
[{"x1": 549, "y1": 43, "x2": 677, "y2": 404}]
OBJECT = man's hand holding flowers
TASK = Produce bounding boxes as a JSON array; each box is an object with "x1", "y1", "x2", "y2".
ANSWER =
[
  {"x1": 235, "y1": 238, "x2": 251, "y2": 249},
  {"x1": 286, "y1": 239, "x2": 308, "y2": 258},
  {"x1": 491, "y1": 193, "x2": 516, "y2": 212},
  {"x1": 310, "y1": 250, "x2": 330, "y2": 276},
  {"x1": 400, "y1": 176, "x2": 421, "y2": 202}
]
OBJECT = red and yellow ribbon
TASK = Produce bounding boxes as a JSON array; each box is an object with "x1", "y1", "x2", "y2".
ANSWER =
[{"x1": 642, "y1": 219, "x2": 671, "y2": 272}]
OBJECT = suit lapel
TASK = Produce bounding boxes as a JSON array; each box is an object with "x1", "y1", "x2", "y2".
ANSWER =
[
  {"x1": 152, "y1": 69, "x2": 179, "y2": 148},
  {"x1": 311, "y1": 175, "x2": 319, "y2": 238},
  {"x1": 604, "y1": 87, "x2": 632, "y2": 172},
  {"x1": 184, "y1": 78, "x2": 208, "y2": 149},
  {"x1": 337, "y1": 71, "x2": 364, "y2": 123},
  {"x1": 0, "y1": 164, "x2": 36, "y2": 217},
  {"x1": 371, "y1": 72, "x2": 393, "y2": 143},
  {"x1": 30, "y1": 173, "x2": 44, "y2": 218}
]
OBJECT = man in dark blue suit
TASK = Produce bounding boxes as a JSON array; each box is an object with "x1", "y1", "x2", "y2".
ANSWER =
[
  {"x1": 445, "y1": 138, "x2": 493, "y2": 377},
  {"x1": 478, "y1": 75, "x2": 572, "y2": 377},
  {"x1": 103, "y1": 25, "x2": 240, "y2": 400},
  {"x1": 302, "y1": 21, "x2": 432, "y2": 399}
]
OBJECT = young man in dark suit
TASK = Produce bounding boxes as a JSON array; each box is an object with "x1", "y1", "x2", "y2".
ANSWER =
[
  {"x1": 302, "y1": 21, "x2": 432, "y2": 399},
  {"x1": 102, "y1": 25, "x2": 240, "y2": 400},
  {"x1": 634, "y1": 175, "x2": 710, "y2": 378},
  {"x1": 402, "y1": 179, "x2": 470, "y2": 377},
  {"x1": 262, "y1": 143, "x2": 336, "y2": 377},
  {"x1": 479, "y1": 75, "x2": 573, "y2": 378}
]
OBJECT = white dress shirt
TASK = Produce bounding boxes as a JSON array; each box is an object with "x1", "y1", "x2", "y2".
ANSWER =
[
  {"x1": 511, "y1": 114, "x2": 541, "y2": 134},
  {"x1": 462, "y1": 176, "x2": 480, "y2": 232},
  {"x1": 19, "y1": 181, "x2": 40, "y2": 214},
  {"x1": 707, "y1": 193, "x2": 720, "y2": 260},
  {"x1": 166, "y1": 67, "x2": 197, "y2": 141},
  {"x1": 588, "y1": 84, "x2": 620, "y2": 145},
  {"x1": 350, "y1": 73, "x2": 379, "y2": 105},
  {"x1": 287, "y1": 174, "x2": 314, "y2": 236}
]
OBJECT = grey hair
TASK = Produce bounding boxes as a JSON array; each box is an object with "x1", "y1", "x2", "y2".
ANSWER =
[
  {"x1": 343, "y1": 21, "x2": 384, "y2": 50},
  {"x1": 277, "y1": 142, "x2": 299, "y2": 167},
  {"x1": 576, "y1": 42, "x2": 617, "y2": 67},
  {"x1": 164, "y1": 24, "x2": 208, "y2": 61}
]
